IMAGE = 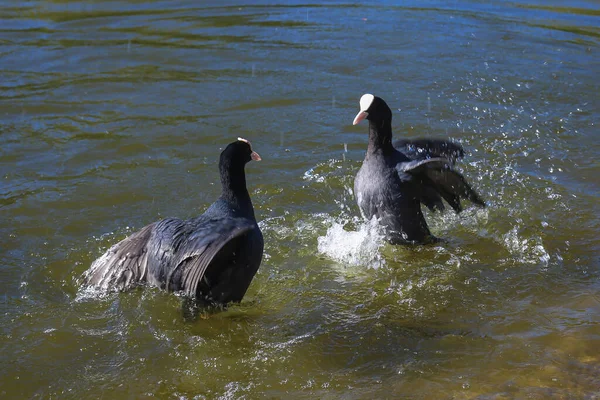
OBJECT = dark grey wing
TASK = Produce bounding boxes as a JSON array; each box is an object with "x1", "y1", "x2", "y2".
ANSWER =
[
  {"x1": 165, "y1": 218, "x2": 256, "y2": 298},
  {"x1": 394, "y1": 138, "x2": 465, "y2": 163},
  {"x1": 82, "y1": 222, "x2": 157, "y2": 291},
  {"x1": 425, "y1": 168, "x2": 485, "y2": 212},
  {"x1": 397, "y1": 157, "x2": 450, "y2": 173},
  {"x1": 398, "y1": 157, "x2": 485, "y2": 213},
  {"x1": 420, "y1": 185, "x2": 446, "y2": 212}
]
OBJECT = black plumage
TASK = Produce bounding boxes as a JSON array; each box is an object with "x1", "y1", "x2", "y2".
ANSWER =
[
  {"x1": 352, "y1": 94, "x2": 485, "y2": 244},
  {"x1": 83, "y1": 138, "x2": 264, "y2": 307}
]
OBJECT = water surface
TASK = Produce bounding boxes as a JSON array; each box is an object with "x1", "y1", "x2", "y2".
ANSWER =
[{"x1": 1, "y1": 0, "x2": 599, "y2": 398}]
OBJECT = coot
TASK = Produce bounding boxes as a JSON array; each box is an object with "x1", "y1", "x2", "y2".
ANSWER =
[
  {"x1": 352, "y1": 94, "x2": 485, "y2": 244},
  {"x1": 83, "y1": 138, "x2": 264, "y2": 308}
]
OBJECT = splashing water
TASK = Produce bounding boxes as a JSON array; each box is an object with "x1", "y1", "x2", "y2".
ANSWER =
[
  {"x1": 317, "y1": 215, "x2": 385, "y2": 268},
  {"x1": 502, "y1": 226, "x2": 550, "y2": 266},
  {"x1": 301, "y1": 159, "x2": 387, "y2": 268}
]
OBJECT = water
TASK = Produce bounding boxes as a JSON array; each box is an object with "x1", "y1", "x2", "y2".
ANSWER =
[{"x1": 1, "y1": 0, "x2": 599, "y2": 398}]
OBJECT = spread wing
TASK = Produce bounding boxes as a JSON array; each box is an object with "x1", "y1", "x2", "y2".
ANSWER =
[
  {"x1": 83, "y1": 217, "x2": 256, "y2": 298},
  {"x1": 398, "y1": 157, "x2": 485, "y2": 213},
  {"x1": 82, "y1": 222, "x2": 158, "y2": 291},
  {"x1": 166, "y1": 218, "x2": 256, "y2": 297},
  {"x1": 394, "y1": 138, "x2": 465, "y2": 164}
]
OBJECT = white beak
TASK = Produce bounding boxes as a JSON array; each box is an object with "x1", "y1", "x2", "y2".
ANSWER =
[{"x1": 353, "y1": 111, "x2": 368, "y2": 125}]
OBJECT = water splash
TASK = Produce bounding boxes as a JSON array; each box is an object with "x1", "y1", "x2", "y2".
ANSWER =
[
  {"x1": 317, "y1": 215, "x2": 385, "y2": 268},
  {"x1": 302, "y1": 167, "x2": 325, "y2": 183},
  {"x1": 502, "y1": 226, "x2": 550, "y2": 266},
  {"x1": 74, "y1": 281, "x2": 118, "y2": 302},
  {"x1": 74, "y1": 228, "x2": 138, "y2": 301},
  {"x1": 218, "y1": 382, "x2": 254, "y2": 400}
]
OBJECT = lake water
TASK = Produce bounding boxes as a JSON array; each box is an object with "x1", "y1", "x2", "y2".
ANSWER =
[{"x1": 1, "y1": 1, "x2": 599, "y2": 398}]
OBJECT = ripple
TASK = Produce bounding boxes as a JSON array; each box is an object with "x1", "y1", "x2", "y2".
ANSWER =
[{"x1": 1, "y1": 0, "x2": 599, "y2": 398}]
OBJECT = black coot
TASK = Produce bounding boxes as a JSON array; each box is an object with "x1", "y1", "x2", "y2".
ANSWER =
[
  {"x1": 83, "y1": 138, "x2": 264, "y2": 308},
  {"x1": 352, "y1": 94, "x2": 485, "y2": 244}
]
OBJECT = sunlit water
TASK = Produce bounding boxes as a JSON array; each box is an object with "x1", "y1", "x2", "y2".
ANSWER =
[{"x1": 1, "y1": 1, "x2": 599, "y2": 398}]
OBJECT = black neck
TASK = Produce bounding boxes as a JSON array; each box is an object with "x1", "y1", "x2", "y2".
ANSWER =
[
  {"x1": 368, "y1": 118, "x2": 393, "y2": 154},
  {"x1": 219, "y1": 162, "x2": 255, "y2": 218}
]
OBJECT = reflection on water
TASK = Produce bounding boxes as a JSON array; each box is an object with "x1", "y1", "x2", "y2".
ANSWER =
[{"x1": 1, "y1": 0, "x2": 599, "y2": 398}]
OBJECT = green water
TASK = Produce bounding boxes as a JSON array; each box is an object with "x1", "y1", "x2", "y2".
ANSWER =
[{"x1": 1, "y1": 1, "x2": 599, "y2": 398}]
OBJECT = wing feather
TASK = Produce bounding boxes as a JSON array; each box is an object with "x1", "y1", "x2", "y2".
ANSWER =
[
  {"x1": 83, "y1": 222, "x2": 156, "y2": 291},
  {"x1": 397, "y1": 157, "x2": 485, "y2": 213},
  {"x1": 425, "y1": 168, "x2": 486, "y2": 212},
  {"x1": 394, "y1": 138, "x2": 464, "y2": 163},
  {"x1": 397, "y1": 157, "x2": 451, "y2": 174},
  {"x1": 165, "y1": 219, "x2": 256, "y2": 297}
]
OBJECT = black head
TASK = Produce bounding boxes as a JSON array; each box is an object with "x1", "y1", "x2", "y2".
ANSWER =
[
  {"x1": 220, "y1": 138, "x2": 261, "y2": 168},
  {"x1": 352, "y1": 94, "x2": 393, "y2": 127}
]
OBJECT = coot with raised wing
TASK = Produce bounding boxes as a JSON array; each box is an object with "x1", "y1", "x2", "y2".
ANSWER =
[
  {"x1": 83, "y1": 138, "x2": 264, "y2": 308},
  {"x1": 352, "y1": 94, "x2": 485, "y2": 244}
]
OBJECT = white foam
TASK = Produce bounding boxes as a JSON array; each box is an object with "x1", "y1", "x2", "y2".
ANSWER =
[
  {"x1": 302, "y1": 167, "x2": 325, "y2": 183},
  {"x1": 502, "y1": 226, "x2": 550, "y2": 265},
  {"x1": 317, "y1": 216, "x2": 385, "y2": 268},
  {"x1": 74, "y1": 284, "x2": 113, "y2": 302}
]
